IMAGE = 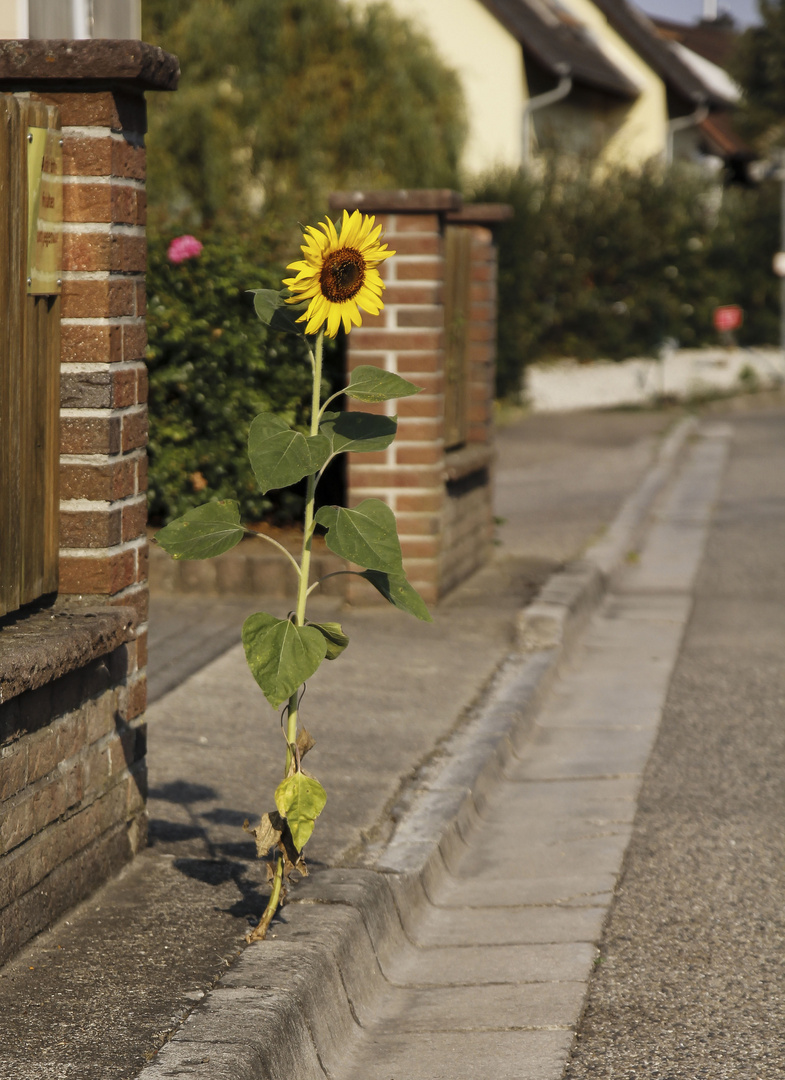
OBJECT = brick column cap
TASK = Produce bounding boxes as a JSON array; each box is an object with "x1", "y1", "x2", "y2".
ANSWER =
[
  {"x1": 329, "y1": 189, "x2": 462, "y2": 214},
  {"x1": 0, "y1": 39, "x2": 179, "y2": 91},
  {"x1": 0, "y1": 602, "x2": 137, "y2": 703},
  {"x1": 446, "y1": 203, "x2": 514, "y2": 225}
]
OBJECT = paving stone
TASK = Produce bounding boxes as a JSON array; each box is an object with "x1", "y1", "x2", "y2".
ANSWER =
[
  {"x1": 369, "y1": 979, "x2": 588, "y2": 1032},
  {"x1": 467, "y1": 776, "x2": 641, "y2": 832},
  {"x1": 386, "y1": 941, "x2": 597, "y2": 986},
  {"x1": 341, "y1": 1028, "x2": 575, "y2": 1080},
  {"x1": 217, "y1": 938, "x2": 359, "y2": 1077},
  {"x1": 452, "y1": 827, "x2": 633, "y2": 882},
  {"x1": 139, "y1": 1040, "x2": 266, "y2": 1079},
  {"x1": 432, "y1": 873, "x2": 616, "y2": 909},
  {"x1": 504, "y1": 725, "x2": 659, "y2": 780},
  {"x1": 409, "y1": 902, "x2": 608, "y2": 947}
]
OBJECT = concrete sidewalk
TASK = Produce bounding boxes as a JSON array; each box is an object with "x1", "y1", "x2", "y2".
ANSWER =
[{"x1": 0, "y1": 406, "x2": 688, "y2": 1079}]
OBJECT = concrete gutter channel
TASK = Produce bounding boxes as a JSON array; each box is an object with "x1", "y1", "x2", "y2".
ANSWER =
[{"x1": 137, "y1": 416, "x2": 700, "y2": 1080}]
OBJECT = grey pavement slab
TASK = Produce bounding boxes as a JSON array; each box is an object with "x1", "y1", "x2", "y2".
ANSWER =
[
  {"x1": 341, "y1": 1029, "x2": 575, "y2": 1080},
  {"x1": 504, "y1": 725, "x2": 660, "y2": 779},
  {"x1": 385, "y1": 940, "x2": 599, "y2": 987},
  {"x1": 430, "y1": 873, "x2": 617, "y2": 910},
  {"x1": 408, "y1": 902, "x2": 609, "y2": 947},
  {"x1": 369, "y1": 979, "x2": 588, "y2": 1032}
]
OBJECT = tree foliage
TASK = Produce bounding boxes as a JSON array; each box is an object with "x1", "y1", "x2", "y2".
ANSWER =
[
  {"x1": 731, "y1": 0, "x2": 785, "y2": 149},
  {"x1": 142, "y1": 0, "x2": 467, "y2": 254},
  {"x1": 472, "y1": 162, "x2": 780, "y2": 398},
  {"x1": 146, "y1": 232, "x2": 337, "y2": 524}
]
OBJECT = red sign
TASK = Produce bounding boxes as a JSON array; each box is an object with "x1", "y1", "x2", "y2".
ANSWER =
[{"x1": 713, "y1": 305, "x2": 743, "y2": 333}]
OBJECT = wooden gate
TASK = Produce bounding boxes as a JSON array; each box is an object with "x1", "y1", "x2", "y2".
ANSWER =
[
  {"x1": 0, "y1": 95, "x2": 61, "y2": 618},
  {"x1": 443, "y1": 224, "x2": 472, "y2": 450}
]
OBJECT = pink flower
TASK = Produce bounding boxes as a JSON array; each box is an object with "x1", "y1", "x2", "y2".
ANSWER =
[{"x1": 167, "y1": 235, "x2": 203, "y2": 264}]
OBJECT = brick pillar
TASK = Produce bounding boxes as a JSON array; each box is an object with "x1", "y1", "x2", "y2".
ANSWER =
[
  {"x1": 329, "y1": 191, "x2": 509, "y2": 605},
  {"x1": 0, "y1": 40, "x2": 179, "y2": 723},
  {"x1": 0, "y1": 43, "x2": 177, "y2": 961}
]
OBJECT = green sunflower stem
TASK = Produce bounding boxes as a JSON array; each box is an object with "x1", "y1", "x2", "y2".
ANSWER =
[
  {"x1": 247, "y1": 853, "x2": 284, "y2": 943},
  {"x1": 296, "y1": 330, "x2": 323, "y2": 629},
  {"x1": 287, "y1": 332, "x2": 323, "y2": 766},
  {"x1": 251, "y1": 331, "x2": 324, "y2": 941}
]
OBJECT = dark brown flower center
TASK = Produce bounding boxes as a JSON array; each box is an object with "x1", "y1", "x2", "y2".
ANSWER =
[{"x1": 320, "y1": 247, "x2": 365, "y2": 303}]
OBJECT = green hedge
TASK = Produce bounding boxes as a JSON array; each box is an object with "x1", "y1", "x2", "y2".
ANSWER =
[
  {"x1": 472, "y1": 163, "x2": 781, "y2": 398},
  {"x1": 145, "y1": 232, "x2": 341, "y2": 525}
]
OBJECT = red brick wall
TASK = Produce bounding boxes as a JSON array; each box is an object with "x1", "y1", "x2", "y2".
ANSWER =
[
  {"x1": 33, "y1": 88, "x2": 150, "y2": 715},
  {"x1": 0, "y1": 41, "x2": 177, "y2": 963},
  {"x1": 329, "y1": 192, "x2": 506, "y2": 605},
  {"x1": 0, "y1": 626, "x2": 147, "y2": 965},
  {"x1": 343, "y1": 207, "x2": 448, "y2": 604}
]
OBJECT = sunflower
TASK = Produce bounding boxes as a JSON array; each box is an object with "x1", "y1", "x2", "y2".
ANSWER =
[{"x1": 283, "y1": 210, "x2": 395, "y2": 337}]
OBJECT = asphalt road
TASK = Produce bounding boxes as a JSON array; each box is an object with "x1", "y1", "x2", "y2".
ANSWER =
[{"x1": 564, "y1": 404, "x2": 785, "y2": 1078}]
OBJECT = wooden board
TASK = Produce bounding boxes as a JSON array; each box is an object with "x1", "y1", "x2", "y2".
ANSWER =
[
  {"x1": 443, "y1": 225, "x2": 472, "y2": 451},
  {"x1": 0, "y1": 96, "x2": 60, "y2": 617}
]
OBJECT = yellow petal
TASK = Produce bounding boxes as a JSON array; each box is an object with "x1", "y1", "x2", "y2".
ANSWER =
[{"x1": 326, "y1": 305, "x2": 343, "y2": 337}]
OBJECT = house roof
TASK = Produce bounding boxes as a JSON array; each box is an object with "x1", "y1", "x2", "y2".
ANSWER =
[
  {"x1": 698, "y1": 112, "x2": 755, "y2": 160},
  {"x1": 480, "y1": 0, "x2": 640, "y2": 100},
  {"x1": 587, "y1": 0, "x2": 730, "y2": 107},
  {"x1": 671, "y1": 40, "x2": 739, "y2": 104},
  {"x1": 652, "y1": 15, "x2": 739, "y2": 70},
  {"x1": 480, "y1": 0, "x2": 734, "y2": 110}
]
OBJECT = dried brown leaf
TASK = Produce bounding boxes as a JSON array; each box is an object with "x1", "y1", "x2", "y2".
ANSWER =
[
  {"x1": 244, "y1": 811, "x2": 284, "y2": 859},
  {"x1": 296, "y1": 726, "x2": 316, "y2": 758}
]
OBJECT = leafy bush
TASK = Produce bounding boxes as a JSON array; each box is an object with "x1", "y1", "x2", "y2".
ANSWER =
[
  {"x1": 146, "y1": 232, "x2": 341, "y2": 524},
  {"x1": 472, "y1": 163, "x2": 781, "y2": 398}
]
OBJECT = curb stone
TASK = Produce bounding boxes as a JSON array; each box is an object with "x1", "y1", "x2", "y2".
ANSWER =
[{"x1": 136, "y1": 415, "x2": 697, "y2": 1080}]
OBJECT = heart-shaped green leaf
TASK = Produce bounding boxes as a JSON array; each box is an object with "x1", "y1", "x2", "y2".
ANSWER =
[
  {"x1": 275, "y1": 773, "x2": 327, "y2": 852},
  {"x1": 251, "y1": 288, "x2": 310, "y2": 336},
  {"x1": 308, "y1": 621, "x2": 350, "y2": 660},
  {"x1": 248, "y1": 413, "x2": 330, "y2": 493},
  {"x1": 320, "y1": 411, "x2": 397, "y2": 454},
  {"x1": 342, "y1": 365, "x2": 421, "y2": 403},
  {"x1": 242, "y1": 612, "x2": 327, "y2": 709},
  {"x1": 155, "y1": 500, "x2": 245, "y2": 560},
  {"x1": 360, "y1": 570, "x2": 433, "y2": 622},
  {"x1": 315, "y1": 499, "x2": 403, "y2": 574}
]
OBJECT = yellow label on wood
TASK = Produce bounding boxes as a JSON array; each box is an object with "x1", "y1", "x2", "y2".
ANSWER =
[{"x1": 27, "y1": 127, "x2": 63, "y2": 295}]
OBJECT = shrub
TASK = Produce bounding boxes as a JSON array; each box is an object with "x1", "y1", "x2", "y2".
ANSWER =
[
  {"x1": 142, "y1": 0, "x2": 466, "y2": 257},
  {"x1": 472, "y1": 162, "x2": 781, "y2": 398},
  {"x1": 145, "y1": 231, "x2": 341, "y2": 524}
]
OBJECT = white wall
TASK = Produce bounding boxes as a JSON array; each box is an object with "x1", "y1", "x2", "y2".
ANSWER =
[
  {"x1": 0, "y1": 0, "x2": 27, "y2": 37},
  {"x1": 558, "y1": 0, "x2": 669, "y2": 166},
  {"x1": 356, "y1": 0, "x2": 527, "y2": 176},
  {"x1": 526, "y1": 350, "x2": 785, "y2": 411},
  {"x1": 0, "y1": 0, "x2": 141, "y2": 39}
]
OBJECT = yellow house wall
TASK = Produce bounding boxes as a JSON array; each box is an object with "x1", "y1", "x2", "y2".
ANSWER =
[
  {"x1": 0, "y1": 0, "x2": 24, "y2": 37},
  {"x1": 556, "y1": 0, "x2": 669, "y2": 167},
  {"x1": 359, "y1": 0, "x2": 527, "y2": 176}
]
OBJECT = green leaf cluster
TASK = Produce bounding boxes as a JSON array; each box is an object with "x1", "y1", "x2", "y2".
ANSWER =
[
  {"x1": 142, "y1": 0, "x2": 466, "y2": 251},
  {"x1": 145, "y1": 233, "x2": 342, "y2": 524},
  {"x1": 157, "y1": 347, "x2": 432, "y2": 711},
  {"x1": 730, "y1": 2, "x2": 785, "y2": 150},
  {"x1": 472, "y1": 161, "x2": 781, "y2": 398}
]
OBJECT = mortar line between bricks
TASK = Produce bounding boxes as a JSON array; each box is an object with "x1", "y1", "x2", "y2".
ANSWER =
[{"x1": 62, "y1": 174, "x2": 145, "y2": 189}]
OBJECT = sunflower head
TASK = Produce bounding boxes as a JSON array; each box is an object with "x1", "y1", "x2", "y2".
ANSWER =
[{"x1": 283, "y1": 210, "x2": 395, "y2": 337}]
